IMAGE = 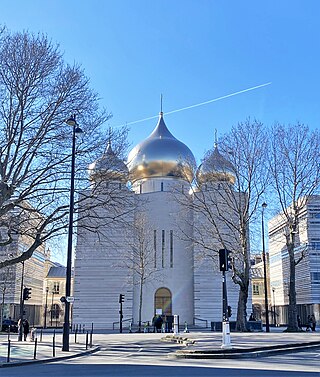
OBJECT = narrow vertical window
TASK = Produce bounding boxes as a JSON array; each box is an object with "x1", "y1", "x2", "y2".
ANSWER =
[
  {"x1": 154, "y1": 230, "x2": 157, "y2": 268},
  {"x1": 170, "y1": 230, "x2": 173, "y2": 268},
  {"x1": 162, "y1": 230, "x2": 165, "y2": 268},
  {"x1": 139, "y1": 184, "x2": 142, "y2": 194},
  {"x1": 119, "y1": 183, "x2": 122, "y2": 190},
  {"x1": 161, "y1": 182, "x2": 164, "y2": 191}
]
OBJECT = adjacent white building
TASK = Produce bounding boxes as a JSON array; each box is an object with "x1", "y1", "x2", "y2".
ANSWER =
[
  {"x1": 73, "y1": 113, "x2": 247, "y2": 329},
  {"x1": 269, "y1": 196, "x2": 320, "y2": 325}
]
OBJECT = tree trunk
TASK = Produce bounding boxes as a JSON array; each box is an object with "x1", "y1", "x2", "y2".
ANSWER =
[
  {"x1": 286, "y1": 241, "x2": 299, "y2": 331},
  {"x1": 138, "y1": 278, "x2": 143, "y2": 332},
  {"x1": 0, "y1": 290, "x2": 5, "y2": 332},
  {"x1": 236, "y1": 284, "x2": 248, "y2": 331},
  {"x1": 235, "y1": 228, "x2": 250, "y2": 331}
]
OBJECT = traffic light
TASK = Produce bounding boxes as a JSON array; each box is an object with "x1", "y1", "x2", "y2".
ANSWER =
[
  {"x1": 23, "y1": 287, "x2": 32, "y2": 301},
  {"x1": 227, "y1": 305, "x2": 232, "y2": 318},
  {"x1": 219, "y1": 249, "x2": 228, "y2": 271},
  {"x1": 219, "y1": 249, "x2": 232, "y2": 271},
  {"x1": 119, "y1": 294, "x2": 125, "y2": 303}
]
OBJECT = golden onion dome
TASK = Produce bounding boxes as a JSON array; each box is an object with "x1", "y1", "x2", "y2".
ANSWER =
[
  {"x1": 197, "y1": 145, "x2": 236, "y2": 185},
  {"x1": 127, "y1": 113, "x2": 196, "y2": 182},
  {"x1": 89, "y1": 142, "x2": 129, "y2": 182}
]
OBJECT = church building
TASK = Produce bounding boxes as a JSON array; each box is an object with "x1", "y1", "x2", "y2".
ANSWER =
[{"x1": 73, "y1": 112, "x2": 248, "y2": 329}]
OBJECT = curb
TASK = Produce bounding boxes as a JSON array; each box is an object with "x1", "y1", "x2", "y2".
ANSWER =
[
  {"x1": 0, "y1": 346, "x2": 100, "y2": 368},
  {"x1": 174, "y1": 341, "x2": 320, "y2": 359}
]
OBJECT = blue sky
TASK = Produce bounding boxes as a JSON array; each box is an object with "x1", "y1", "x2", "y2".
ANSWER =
[{"x1": 2, "y1": 0, "x2": 320, "y2": 165}]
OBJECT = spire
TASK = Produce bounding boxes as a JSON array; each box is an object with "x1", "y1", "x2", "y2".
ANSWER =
[
  {"x1": 160, "y1": 93, "x2": 163, "y2": 116},
  {"x1": 106, "y1": 127, "x2": 113, "y2": 154}
]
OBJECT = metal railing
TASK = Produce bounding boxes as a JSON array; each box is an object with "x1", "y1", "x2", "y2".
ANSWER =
[
  {"x1": 112, "y1": 318, "x2": 133, "y2": 330},
  {"x1": 193, "y1": 317, "x2": 209, "y2": 328}
]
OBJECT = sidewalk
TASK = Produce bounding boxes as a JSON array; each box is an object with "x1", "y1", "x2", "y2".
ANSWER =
[
  {"x1": 1, "y1": 328, "x2": 320, "y2": 366},
  {"x1": 167, "y1": 329, "x2": 320, "y2": 358},
  {"x1": 0, "y1": 331, "x2": 99, "y2": 368}
]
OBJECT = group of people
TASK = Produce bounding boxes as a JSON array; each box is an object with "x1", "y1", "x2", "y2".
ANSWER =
[
  {"x1": 297, "y1": 314, "x2": 316, "y2": 332},
  {"x1": 17, "y1": 318, "x2": 30, "y2": 340}
]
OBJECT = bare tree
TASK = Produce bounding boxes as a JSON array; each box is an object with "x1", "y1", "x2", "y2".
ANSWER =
[
  {"x1": 124, "y1": 214, "x2": 159, "y2": 331},
  {"x1": 269, "y1": 123, "x2": 320, "y2": 331},
  {"x1": 0, "y1": 28, "x2": 128, "y2": 268},
  {"x1": 179, "y1": 119, "x2": 268, "y2": 331}
]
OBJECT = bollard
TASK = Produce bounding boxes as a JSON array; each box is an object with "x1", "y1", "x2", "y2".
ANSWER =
[
  {"x1": 184, "y1": 321, "x2": 189, "y2": 333},
  {"x1": 221, "y1": 320, "x2": 232, "y2": 349},
  {"x1": 83, "y1": 324, "x2": 85, "y2": 334},
  {"x1": 129, "y1": 322, "x2": 132, "y2": 333},
  {"x1": 7, "y1": 339, "x2": 11, "y2": 363},
  {"x1": 40, "y1": 329, "x2": 43, "y2": 342},
  {"x1": 53, "y1": 330, "x2": 56, "y2": 357},
  {"x1": 173, "y1": 315, "x2": 179, "y2": 335},
  {"x1": 89, "y1": 331, "x2": 93, "y2": 348},
  {"x1": 86, "y1": 331, "x2": 89, "y2": 350},
  {"x1": 75, "y1": 327, "x2": 78, "y2": 343},
  {"x1": 33, "y1": 338, "x2": 38, "y2": 359},
  {"x1": 79, "y1": 324, "x2": 82, "y2": 333}
]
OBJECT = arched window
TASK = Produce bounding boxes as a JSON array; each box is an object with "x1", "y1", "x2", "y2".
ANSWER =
[
  {"x1": 51, "y1": 304, "x2": 60, "y2": 319},
  {"x1": 154, "y1": 287, "x2": 172, "y2": 316},
  {"x1": 252, "y1": 303, "x2": 262, "y2": 320}
]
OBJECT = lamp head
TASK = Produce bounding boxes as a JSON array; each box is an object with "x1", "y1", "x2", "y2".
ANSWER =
[
  {"x1": 262, "y1": 202, "x2": 267, "y2": 209},
  {"x1": 65, "y1": 114, "x2": 77, "y2": 127}
]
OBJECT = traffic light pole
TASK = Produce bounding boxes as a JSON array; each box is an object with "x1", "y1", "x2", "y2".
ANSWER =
[
  {"x1": 219, "y1": 249, "x2": 232, "y2": 349},
  {"x1": 119, "y1": 294, "x2": 124, "y2": 333},
  {"x1": 119, "y1": 301, "x2": 123, "y2": 333},
  {"x1": 221, "y1": 269, "x2": 231, "y2": 348},
  {"x1": 18, "y1": 261, "x2": 25, "y2": 342}
]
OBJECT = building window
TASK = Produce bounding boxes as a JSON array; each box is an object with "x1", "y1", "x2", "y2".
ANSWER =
[
  {"x1": 53, "y1": 282, "x2": 60, "y2": 294},
  {"x1": 162, "y1": 230, "x2": 165, "y2": 268},
  {"x1": 170, "y1": 230, "x2": 173, "y2": 268},
  {"x1": 154, "y1": 230, "x2": 157, "y2": 268},
  {"x1": 139, "y1": 184, "x2": 142, "y2": 194},
  {"x1": 253, "y1": 284, "x2": 260, "y2": 295},
  {"x1": 161, "y1": 182, "x2": 164, "y2": 191},
  {"x1": 51, "y1": 304, "x2": 60, "y2": 320}
]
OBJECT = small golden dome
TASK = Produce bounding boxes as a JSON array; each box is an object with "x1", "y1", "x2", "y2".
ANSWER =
[
  {"x1": 89, "y1": 142, "x2": 128, "y2": 182},
  {"x1": 197, "y1": 145, "x2": 236, "y2": 185}
]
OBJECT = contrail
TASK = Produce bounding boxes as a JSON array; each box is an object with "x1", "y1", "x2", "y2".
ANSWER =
[{"x1": 119, "y1": 82, "x2": 271, "y2": 127}]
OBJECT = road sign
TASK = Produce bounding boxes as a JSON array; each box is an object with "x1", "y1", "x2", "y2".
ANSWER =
[{"x1": 66, "y1": 296, "x2": 74, "y2": 303}]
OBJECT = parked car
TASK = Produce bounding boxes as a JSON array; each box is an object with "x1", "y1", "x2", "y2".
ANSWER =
[{"x1": 2, "y1": 319, "x2": 18, "y2": 333}]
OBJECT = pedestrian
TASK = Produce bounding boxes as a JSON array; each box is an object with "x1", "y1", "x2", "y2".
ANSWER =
[
  {"x1": 306, "y1": 315, "x2": 312, "y2": 332},
  {"x1": 23, "y1": 319, "x2": 30, "y2": 341},
  {"x1": 310, "y1": 314, "x2": 316, "y2": 332},
  {"x1": 297, "y1": 315, "x2": 302, "y2": 330},
  {"x1": 152, "y1": 315, "x2": 157, "y2": 333},
  {"x1": 155, "y1": 316, "x2": 163, "y2": 333}
]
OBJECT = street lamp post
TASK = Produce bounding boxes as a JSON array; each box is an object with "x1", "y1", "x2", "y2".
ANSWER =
[
  {"x1": 18, "y1": 261, "x2": 25, "y2": 341},
  {"x1": 261, "y1": 202, "x2": 270, "y2": 332},
  {"x1": 51, "y1": 290, "x2": 55, "y2": 327},
  {"x1": 44, "y1": 287, "x2": 49, "y2": 329},
  {"x1": 272, "y1": 287, "x2": 276, "y2": 326},
  {"x1": 62, "y1": 115, "x2": 82, "y2": 352}
]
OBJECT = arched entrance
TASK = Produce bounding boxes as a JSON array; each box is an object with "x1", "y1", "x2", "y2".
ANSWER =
[{"x1": 154, "y1": 287, "x2": 172, "y2": 316}]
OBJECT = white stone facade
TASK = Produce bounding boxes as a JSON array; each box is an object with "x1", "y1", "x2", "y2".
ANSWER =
[{"x1": 73, "y1": 115, "x2": 249, "y2": 329}]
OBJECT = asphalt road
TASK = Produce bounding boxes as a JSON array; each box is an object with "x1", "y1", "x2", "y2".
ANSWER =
[{"x1": 2, "y1": 335, "x2": 320, "y2": 377}]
